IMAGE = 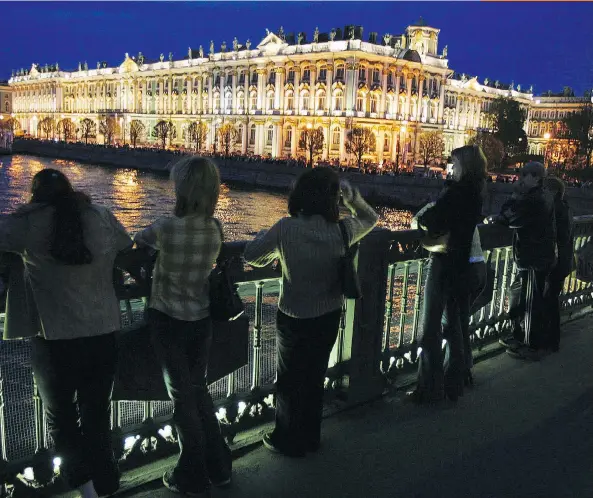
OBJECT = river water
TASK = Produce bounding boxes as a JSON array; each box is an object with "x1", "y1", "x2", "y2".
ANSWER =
[{"x1": 0, "y1": 155, "x2": 412, "y2": 236}]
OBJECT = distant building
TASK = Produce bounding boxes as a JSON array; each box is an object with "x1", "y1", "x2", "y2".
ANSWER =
[
  {"x1": 7, "y1": 21, "x2": 591, "y2": 164},
  {"x1": 0, "y1": 80, "x2": 12, "y2": 117}
]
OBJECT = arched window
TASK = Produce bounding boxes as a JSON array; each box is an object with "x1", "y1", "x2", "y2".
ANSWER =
[
  {"x1": 213, "y1": 92, "x2": 220, "y2": 112},
  {"x1": 317, "y1": 91, "x2": 326, "y2": 111},
  {"x1": 284, "y1": 127, "x2": 292, "y2": 148},
  {"x1": 286, "y1": 92, "x2": 294, "y2": 111},
  {"x1": 356, "y1": 93, "x2": 365, "y2": 112},
  {"x1": 383, "y1": 134, "x2": 390, "y2": 152},
  {"x1": 334, "y1": 91, "x2": 344, "y2": 111},
  {"x1": 267, "y1": 91, "x2": 275, "y2": 111},
  {"x1": 266, "y1": 125, "x2": 274, "y2": 146},
  {"x1": 301, "y1": 91, "x2": 310, "y2": 111},
  {"x1": 225, "y1": 92, "x2": 232, "y2": 113},
  {"x1": 358, "y1": 66, "x2": 366, "y2": 81},
  {"x1": 249, "y1": 124, "x2": 256, "y2": 144},
  {"x1": 335, "y1": 65, "x2": 345, "y2": 81},
  {"x1": 331, "y1": 127, "x2": 341, "y2": 149},
  {"x1": 370, "y1": 94, "x2": 379, "y2": 113},
  {"x1": 372, "y1": 68, "x2": 380, "y2": 83},
  {"x1": 250, "y1": 91, "x2": 257, "y2": 111},
  {"x1": 237, "y1": 92, "x2": 244, "y2": 112}
]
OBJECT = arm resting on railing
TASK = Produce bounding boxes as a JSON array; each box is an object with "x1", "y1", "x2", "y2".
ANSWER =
[{"x1": 243, "y1": 221, "x2": 282, "y2": 268}]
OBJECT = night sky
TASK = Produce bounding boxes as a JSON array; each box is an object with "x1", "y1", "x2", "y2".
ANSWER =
[{"x1": 2, "y1": 1, "x2": 592, "y2": 96}]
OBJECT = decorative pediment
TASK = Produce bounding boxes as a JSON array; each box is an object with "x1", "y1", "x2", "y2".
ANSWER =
[
  {"x1": 463, "y1": 77, "x2": 483, "y2": 92},
  {"x1": 119, "y1": 53, "x2": 139, "y2": 74},
  {"x1": 257, "y1": 32, "x2": 288, "y2": 52}
]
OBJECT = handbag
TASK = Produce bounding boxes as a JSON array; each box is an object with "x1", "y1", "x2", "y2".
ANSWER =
[
  {"x1": 420, "y1": 232, "x2": 450, "y2": 253},
  {"x1": 112, "y1": 316, "x2": 250, "y2": 401},
  {"x1": 338, "y1": 221, "x2": 362, "y2": 299},
  {"x1": 209, "y1": 219, "x2": 245, "y2": 321}
]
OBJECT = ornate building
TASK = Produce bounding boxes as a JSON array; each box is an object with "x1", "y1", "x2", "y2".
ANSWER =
[
  {"x1": 7, "y1": 21, "x2": 591, "y2": 165},
  {"x1": 0, "y1": 80, "x2": 12, "y2": 117}
]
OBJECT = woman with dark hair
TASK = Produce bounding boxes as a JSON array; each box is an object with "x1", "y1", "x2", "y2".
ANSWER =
[
  {"x1": 244, "y1": 167, "x2": 378, "y2": 457},
  {"x1": 407, "y1": 145, "x2": 487, "y2": 404},
  {"x1": 0, "y1": 169, "x2": 133, "y2": 498}
]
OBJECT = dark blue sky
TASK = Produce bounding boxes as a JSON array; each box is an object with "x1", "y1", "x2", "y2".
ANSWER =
[{"x1": 2, "y1": 2, "x2": 592, "y2": 96}]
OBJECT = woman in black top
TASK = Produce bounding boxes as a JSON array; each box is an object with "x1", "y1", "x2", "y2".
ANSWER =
[{"x1": 407, "y1": 145, "x2": 487, "y2": 404}]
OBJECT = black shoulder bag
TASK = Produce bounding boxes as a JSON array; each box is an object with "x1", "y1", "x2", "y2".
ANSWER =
[
  {"x1": 338, "y1": 221, "x2": 362, "y2": 299},
  {"x1": 209, "y1": 219, "x2": 245, "y2": 321}
]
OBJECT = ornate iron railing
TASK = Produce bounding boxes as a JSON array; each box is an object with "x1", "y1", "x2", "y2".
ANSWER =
[{"x1": 0, "y1": 217, "x2": 591, "y2": 496}]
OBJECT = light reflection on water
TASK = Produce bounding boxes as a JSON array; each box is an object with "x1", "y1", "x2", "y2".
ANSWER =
[{"x1": 0, "y1": 155, "x2": 411, "y2": 238}]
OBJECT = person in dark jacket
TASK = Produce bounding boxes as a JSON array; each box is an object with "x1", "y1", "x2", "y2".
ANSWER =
[
  {"x1": 485, "y1": 162, "x2": 556, "y2": 361},
  {"x1": 543, "y1": 176, "x2": 574, "y2": 352},
  {"x1": 407, "y1": 145, "x2": 487, "y2": 404}
]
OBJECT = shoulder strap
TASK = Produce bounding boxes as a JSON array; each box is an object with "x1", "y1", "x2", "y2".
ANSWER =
[{"x1": 338, "y1": 220, "x2": 350, "y2": 253}]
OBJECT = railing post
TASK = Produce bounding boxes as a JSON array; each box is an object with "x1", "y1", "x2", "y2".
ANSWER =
[{"x1": 339, "y1": 229, "x2": 394, "y2": 405}]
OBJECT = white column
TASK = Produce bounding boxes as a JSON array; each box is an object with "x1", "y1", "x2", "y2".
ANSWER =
[
  {"x1": 219, "y1": 72, "x2": 224, "y2": 113},
  {"x1": 290, "y1": 125, "x2": 298, "y2": 157},
  {"x1": 231, "y1": 71, "x2": 237, "y2": 114},
  {"x1": 241, "y1": 121, "x2": 248, "y2": 153},
  {"x1": 438, "y1": 79, "x2": 446, "y2": 123},
  {"x1": 208, "y1": 73, "x2": 214, "y2": 113},
  {"x1": 326, "y1": 67, "x2": 333, "y2": 114},
  {"x1": 394, "y1": 72, "x2": 401, "y2": 117},
  {"x1": 406, "y1": 76, "x2": 413, "y2": 118},
  {"x1": 416, "y1": 77, "x2": 424, "y2": 120},
  {"x1": 274, "y1": 69, "x2": 284, "y2": 111},
  {"x1": 309, "y1": 66, "x2": 317, "y2": 113},
  {"x1": 339, "y1": 127, "x2": 345, "y2": 161},
  {"x1": 455, "y1": 95, "x2": 461, "y2": 128},
  {"x1": 380, "y1": 70, "x2": 388, "y2": 116},
  {"x1": 257, "y1": 69, "x2": 265, "y2": 111},
  {"x1": 294, "y1": 68, "x2": 301, "y2": 111}
]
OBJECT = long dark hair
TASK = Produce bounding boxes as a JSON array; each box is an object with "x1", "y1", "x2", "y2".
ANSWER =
[
  {"x1": 288, "y1": 167, "x2": 340, "y2": 223},
  {"x1": 451, "y1": 144, "x2": 488, "y2": 193},
  {"x1": 30, "y1": 169, "x2": 93, "y2": 265}
]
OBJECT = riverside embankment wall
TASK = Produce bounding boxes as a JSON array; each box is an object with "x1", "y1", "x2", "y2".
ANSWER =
[{"x1": 12, "y1": 140, "x2": 593, "y2": 215}]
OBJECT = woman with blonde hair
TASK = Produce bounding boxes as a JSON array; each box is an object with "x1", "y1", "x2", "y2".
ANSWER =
[
  {"x1": 135, "y1": 157, "x2": 231, "y2": 498},
  {"x1": 407, "y1": 145, "x2": 487, "y2": 404}
]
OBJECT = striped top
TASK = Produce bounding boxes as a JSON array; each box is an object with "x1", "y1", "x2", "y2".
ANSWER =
[
  {"x1": 134, "y1": 215, "x2": 221, "y2": 321},
  {"x1": 244, "y1": 190, "x2": 378, "y2": 319}
]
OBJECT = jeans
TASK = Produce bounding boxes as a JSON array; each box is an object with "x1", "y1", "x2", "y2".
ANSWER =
[
  {"x1": 274, "y1": 309, "x2": 341, "y2": 451},
  {"x1": 508, "y1": 269, "x2": 549, "y2": 349},
  {"x1": 148, "y1": 309, "x2": 230, "y2": 492},
  {"x1": 417, "y1": 254, "x2": 467, "y2": 396},
  {"x1": 31, "y1": 333, "x2": 118, "y2": 491}
]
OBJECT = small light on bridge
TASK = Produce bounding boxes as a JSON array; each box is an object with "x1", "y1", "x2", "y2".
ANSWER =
[
  {"x1": 158, "y1": 425, "x2": 173, "y2": 439},
  {"x1": 216, "y1": 407, "x2": 227, "y2": 421},
  {"x1": 238, "y1": 401, "x2": 247, "y2": 416},
  {"x1": 124, "y1": 435, "x2": 140, "y2": 451},
  {"x1": 22, "y1": 467, "x2": 35, "y2": 481}
]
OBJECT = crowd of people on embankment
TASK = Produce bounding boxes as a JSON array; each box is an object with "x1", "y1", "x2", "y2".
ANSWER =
[{"x1": 0, "y1": 141, "x2": 581, "y2": 497}]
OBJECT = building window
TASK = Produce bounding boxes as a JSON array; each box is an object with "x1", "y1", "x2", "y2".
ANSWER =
[
  {"x1": 387, "y1": 73, "x2": 393, "y2": 86},
  {"x1": 317, "y1": 92, "x2": 326, "y2": 111},
  {"x1": 225, "y1": 93, "x2": 232, "y2": 112},
  {"x1": 358, "y1": 67, "x2": 366, "y2": 80},
  {"x1": 372, "y1": 69, "x2": 380, "y2": 83},
  {"x1": 284, "y1": 127, "x2": 292, "y2": 148},
  {"x1": 332, "y1": 127, "x2": 341, "y2": 148},
  {"x1": 318, "y1": 68, "x2": 327, "y2": 81},
  {"x1": 249, "y1": 125, "x2": 256, "y2": 144},
  {"x1": 250, "y1": 92, "x2": 257, "y2": 111},
  {"x1": 237, "y1": 92, "x2": 244, "y2": 112},
  {"x1": 266, "y1": 126, "x2": 274, "y2": 146},
  {"x1": 303, "y1": 69, "x2": 311, "y2": 82},
  {"x1": 370, "y1": 94, "x2": 378, "y2": 113},
  {"x1": 335, "y1": 66, "x2": 345, "y2": 80},
  {"x1": 286, "y1": 92, "x2": 294, "y2": 110},
  {"x1": 287, "y1": 69, "x2": 295, "y2": 83},
  {"x1": 267, "y1": 92, "x2": 275, "y2": 110},
  {"x1": 334, "y1": 92, "x2": 343, "y2": 111},
  {"x1": 356, "y1": 93, "x2": 365, "y2": 112},
  {"x1": 384, "y1": 135, "x2": 390, "y2": 152},
  {"x1": 238, "y1": 72, "x2": 245, "y2": 85},
  {"x1": 301, "y1": 91, "x2": 309, "y2": 110}
]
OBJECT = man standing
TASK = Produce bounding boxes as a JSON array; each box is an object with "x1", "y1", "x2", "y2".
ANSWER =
[{"x1": 485, "y1": 162, "x2": 557, "y2": 360}]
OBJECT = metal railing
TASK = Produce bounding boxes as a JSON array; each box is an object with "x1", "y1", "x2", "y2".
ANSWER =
[{"x1": 0, "y1": 218, "x2": 592, "y2": 495}]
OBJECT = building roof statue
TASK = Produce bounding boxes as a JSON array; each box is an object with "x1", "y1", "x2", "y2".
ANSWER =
[
  {"x1": 97, "y1": 61, "x2": 101, "y2": 69},
  {"x1": 297, "y1": 33, "x2": 304, "y2": 45},
  {"x1": 278, "y1": 26, "x2": 285, "y2": 40},
  {"x1": 210, "y1": 40, "x2": 214, "y2": 55},
  {"x1": 199, "y1": 45, "x2": 204, "y2": 58},
  {"x1": 529, "y1": 85, "x2": 534, "y2": 94},
  {"x1": 233, "y1": 38, "x2": 239, "y2": 51},
  {"x1": 313, "y1": 27, "x2": 319, "y2": 43},
  {"x1": 169, "y1": 52, "x2": 173, "y2": 62},
  {"x1": 330, "y1": 29, "x2": 336, "y2": 41},
  {"x1": 510, "y1": 80, "x2": 514, "y2": 91},
  {"x1": 221, "y1": 41, "x2": 227, "y2": 53},
  {"x1": 246, "y1": 39, "x2": 251, "y2": 50},
  {"x1": 383, "y1": 33, "x2": 391, "y2": 46},
  {"x1": 442, "y1": 45, "x2": 448, "y2": 57},
  {"x1": 78, "y1": 62, "x2": 82, "y2": 71},
  {"x1": 517, "y1": 84, "x2": 521, "y2": 92},
  {"x1": 159, "y1": 53, "x2": 164, "y2": 62},
  {"x1": 138, "y1": 52, "x2": 144, "y2": 64}
]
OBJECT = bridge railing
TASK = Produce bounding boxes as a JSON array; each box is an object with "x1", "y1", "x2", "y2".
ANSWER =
[{"x1": 0, "y1": 217, "x2": 592, "y2": 495}]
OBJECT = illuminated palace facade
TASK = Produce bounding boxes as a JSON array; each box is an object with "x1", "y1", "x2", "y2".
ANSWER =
[{"x1": 8, "y1": 22, "x2": 591, "y2": 163}]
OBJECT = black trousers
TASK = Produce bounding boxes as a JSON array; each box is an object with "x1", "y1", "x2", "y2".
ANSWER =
[
  {"x1": 417, "y1": 254, "x2": 467, "y2": 396},
  {"x1": 543, "y1": 267, "x2": 567, "y2": 350},
  {"x1": 31, "y1": 333, "x2": 118, "y2": 491},
  {"x1": 274, "y1": 308, "x2": 341, "y2": 451},
  {"x1": 508, "y1": 269, "x2": 549, "y2": 349},
  {"x1": 148, "y1": 309, "x2": 230, "y2": 492},
  {"x1": 442, "y1": 261, "x2": 487, "y2": 371}
]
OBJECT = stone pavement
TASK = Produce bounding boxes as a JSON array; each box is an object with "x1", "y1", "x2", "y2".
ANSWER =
[{"x1": 121, "y1": 315, "x2": 593, "y2": 498}]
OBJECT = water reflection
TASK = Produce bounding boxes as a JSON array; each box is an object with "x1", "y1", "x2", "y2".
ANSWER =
[{"x1": 0, "y1": 155, "x2": 411, "y2": 237}]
